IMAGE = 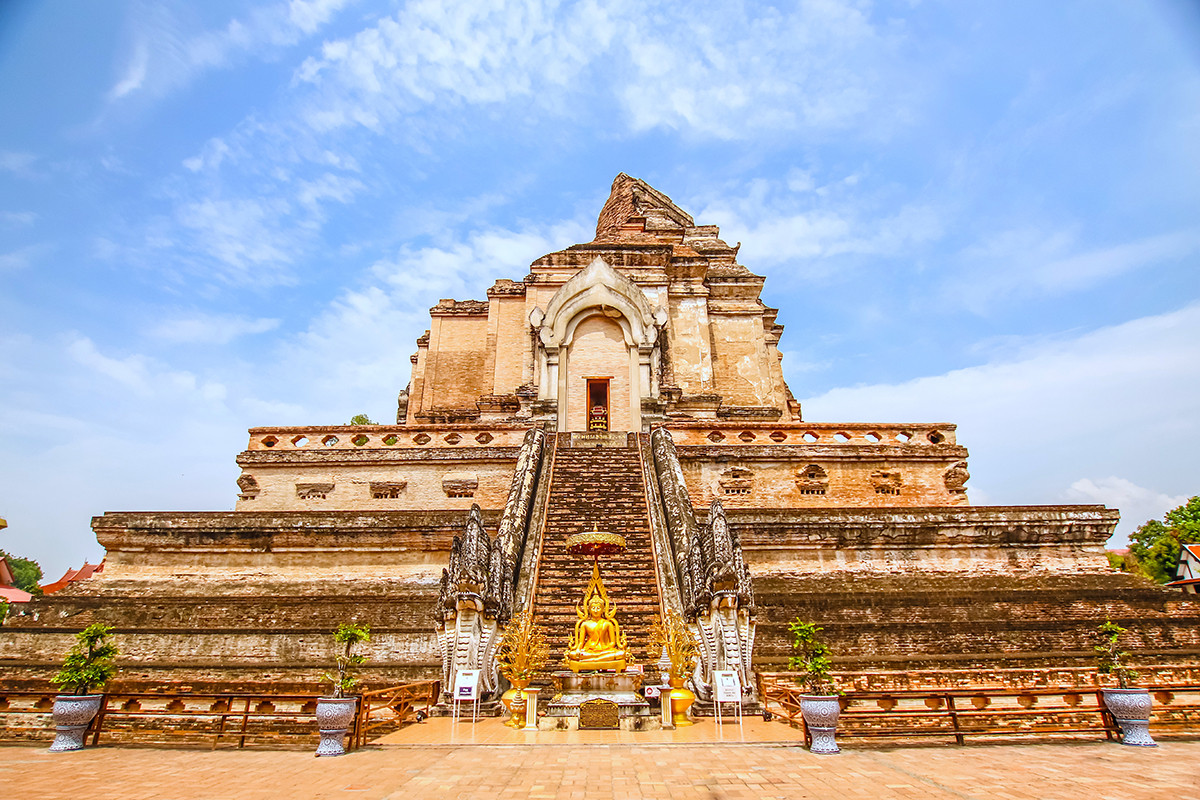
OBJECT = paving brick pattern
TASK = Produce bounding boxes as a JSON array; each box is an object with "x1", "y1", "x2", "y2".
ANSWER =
[
  {"x1": 1, "y1": 739, "x2": 1196, "y2": 800},
  {"x1": 532, "y1": 445, "x2": 661, "y2": 663}
]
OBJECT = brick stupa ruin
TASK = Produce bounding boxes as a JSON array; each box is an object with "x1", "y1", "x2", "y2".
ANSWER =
[{"x1": 3, "y1": 174, "x2": 1197, "y2": 698}]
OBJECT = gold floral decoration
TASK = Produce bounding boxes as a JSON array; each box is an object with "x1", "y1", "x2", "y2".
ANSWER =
[
  {"x1": 650, "y1": 610, "x2": 699, "y2": 681},
  {"x1": 497, "y1": 608, "x2": 550, "y2": 683}
]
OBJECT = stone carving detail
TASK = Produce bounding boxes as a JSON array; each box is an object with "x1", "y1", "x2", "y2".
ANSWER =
[
  {"x1": 442, "y1": 474, "x2": 478, "y2": 498},
  {"x1": 295, "y1": 483, "x2": 334, "y2": 500},
  {"x1": 871, "y1": 470, "x2": 902, "y2": 496},
  {"x1": 237, "y1": 473, "x2": 260, "y2": 500},
  {"x1": 396, "y1": 387, "x2": 409, "y2": 424},
  {"x1": 689, "y1": 499, "x2": 756, "y2": 701},
  {"x1": 370, "y1": 481, "x2": 407, "y2": 499},
  {"x1": 944, "y1": 461, "x2": 970, "y2": 495},
  {"x1": 719, "y1": 467, "x2": 753, "y2": 496},
  {"x1": 434, "y1": 504, "x2": 513, "y2": 700},
  {"x1": 434, "y1": 429, "x2": 544, "y2": 703},
  {"x1": 795, "y1": 464, "x2": 828, "y2": 496},
  {"x1": 650, "y1": 427, "x2": 756, "y2": 704}
]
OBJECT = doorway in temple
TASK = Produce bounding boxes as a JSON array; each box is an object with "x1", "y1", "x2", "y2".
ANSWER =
[{"x1": 586, "y1": 379, "x2": 610, "y2": 431}]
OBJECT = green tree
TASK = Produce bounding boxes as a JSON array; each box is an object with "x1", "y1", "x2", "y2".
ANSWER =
[
  {"x1": 0, "y1": 549, "x2": 43, "y2": 595},
  {"x1": 1128, "y1": 496, "x2": 1200, "y2": 584},
  {"x1": 51, "y1": 623, "x2": 119, "y2": 695},
  {"x1": 322, "y1": 623, "x2": 371, "y2": 698},
  {"x1": 348, "y1": 414, "x2": 375, "y2": 425},
  {"x1": 787, "y1": 620, "x2": 837, "y2": 695}
]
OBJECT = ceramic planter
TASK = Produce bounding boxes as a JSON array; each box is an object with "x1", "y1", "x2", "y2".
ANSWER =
[
  {"x1": 49, "y1": 694, "x2": 103, "y2": 752},
  {"x1": 1101, "y1": 688, "x2": 1156, "y2": 747},
  {"x1": 800, "y1": 695, "x2": 841, "y2": 754},
  {"x1": 315, "y1": 696, "x2": 359, "y2": 756}
]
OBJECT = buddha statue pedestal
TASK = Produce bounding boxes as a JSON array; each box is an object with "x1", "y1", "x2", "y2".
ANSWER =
[{"x1": 540, "y1": 670, "x2": 655, "y2": 731}]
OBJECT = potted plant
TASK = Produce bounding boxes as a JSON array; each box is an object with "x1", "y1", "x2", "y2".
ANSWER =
[
  {"x1": 496, "y1": 609, "x2": 549, "y2": 728},
  {"x1": 650, "y1": 610, "x2": 699, "y2": 727},
  {"x1": 48, "y1": 623, "x2": 118, "y2": 752},
  {"x1": 789, "y1": 619, "x2": 840, "y2": 754},
  {"x1": 1095, "y1": 620, "x2": 1156, "y2": 746},
  {"x1": 316, "y1": 622, "x2": 370, "y2": 756}
]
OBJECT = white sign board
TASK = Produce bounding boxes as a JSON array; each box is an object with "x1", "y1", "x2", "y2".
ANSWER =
[
  {"x1": 454, "y1": 669, "x2": 480, "y2": 701},
  {"x1": 714, "y1": 670, "x2": 741, "y2": 703}
]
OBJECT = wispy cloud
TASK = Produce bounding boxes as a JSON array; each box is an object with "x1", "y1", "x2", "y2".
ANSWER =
[
  {"x1": 148, "y1": 313, "x2": 281, "y2": 345},
  {"x1": 1065, "y1": 477, "x2": 1187, "y2": 535},
  {"x1": 0, "y1": 151, "x2": 38, "y2": 177},
  {"x1": 0, "y1": 243, "x2": 53, "y2": 271},
  {"x1": 106, "y1": 0, "x2": 355, "y2": 104},
  {"x1": 949, "y1": 227, "x2": 1200, "y2": 312},
  {"x1": 0, "y1": 211, "x2": 39, "y2": 228}
]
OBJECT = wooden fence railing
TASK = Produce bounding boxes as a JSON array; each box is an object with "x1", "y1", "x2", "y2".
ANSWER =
[
  {"x1": 0, "y1": 681, "x2": 439, "y2": 750},
  {"x1": 351, "y1": 680, "x2": 440, "y2": 749},
  {"x1": 757, "y1": 673, "x2": 1200, "y2": 746}
]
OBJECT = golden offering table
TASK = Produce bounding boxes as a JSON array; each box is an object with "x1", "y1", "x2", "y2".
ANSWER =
[{"x1": 541, "y1": 670, "x2": 655, "y2": 731}]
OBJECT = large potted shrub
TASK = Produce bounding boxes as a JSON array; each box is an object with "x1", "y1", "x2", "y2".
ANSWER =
[
  {"x1": 48, "y1": 623, "x2": 118, "y2": 752},
  {"x1": 651, "y1": 610, "x2": 700, "y2": 727},
  {"x1": 1095, "y1": 620, "x2": 1156, "y2": 746},
  {"x1": 789, "y1": 619, "x2": 840, "y2": 754},
  {"x1": 316, "y1": 622, "x2": 370, "y2": 756}
]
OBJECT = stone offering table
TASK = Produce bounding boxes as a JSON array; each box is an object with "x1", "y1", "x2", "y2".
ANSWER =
[{"x1": 540, "y1": 670, "x2": 655, "y2": 731}]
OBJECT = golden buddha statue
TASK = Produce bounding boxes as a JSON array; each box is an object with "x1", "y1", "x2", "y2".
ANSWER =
[{"x1": 564, "y1": 561, "x2": 629, "y2": 672}]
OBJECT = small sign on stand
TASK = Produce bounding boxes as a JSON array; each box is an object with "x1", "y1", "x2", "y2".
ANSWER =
[
  {"x1": 452, "y1": 669, "x2": 481, "y2": 724},
  {"x1": 713, "y1": 670, "x2": 743, "y2": 738}
]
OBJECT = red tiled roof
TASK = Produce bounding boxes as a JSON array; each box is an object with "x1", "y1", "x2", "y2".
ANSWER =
[
  {"x1": 0, "y1": 585, "x2": 32, "y2": 602},
  {"x1": 1165, "y1": 577, "x2": 1200, "y2": 587},
  {"x1": 1182, "y1": 544, "x2": 1200, "y2": 560},
  {"x1": 42, "y1": 562, "x2": 104, "y2": 595}
]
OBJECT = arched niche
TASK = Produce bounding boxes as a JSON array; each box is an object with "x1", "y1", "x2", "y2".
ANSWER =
[{"x1": 530, "y1": 257, "x2": 665, "y2": 432}]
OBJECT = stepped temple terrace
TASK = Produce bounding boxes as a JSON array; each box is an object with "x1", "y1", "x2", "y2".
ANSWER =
[{"x1": 2, "y1": 175, "x2": 1198, "y2": 736}]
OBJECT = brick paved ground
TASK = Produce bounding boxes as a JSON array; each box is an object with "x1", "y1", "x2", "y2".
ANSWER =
[{"x1": 2, "y1": 739, "x2": 1197, "y2": 800}]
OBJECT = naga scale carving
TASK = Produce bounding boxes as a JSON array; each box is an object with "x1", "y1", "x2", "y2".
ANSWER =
[{"x1": 434, "y1": 428, "x2": 545, "y2": 701}]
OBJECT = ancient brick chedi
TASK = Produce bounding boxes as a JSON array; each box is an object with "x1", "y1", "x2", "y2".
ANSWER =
[{"x1": 3, "y1": 175, "x2": 1197, "y2": 698}]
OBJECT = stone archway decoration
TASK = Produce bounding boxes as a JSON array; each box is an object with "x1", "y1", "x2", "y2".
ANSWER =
[{"x1": 530, "y1": 257, "x2": 668, "y2": 431}]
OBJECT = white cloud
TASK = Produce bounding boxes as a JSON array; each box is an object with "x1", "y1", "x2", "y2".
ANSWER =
[
  {"x1": 690, "y1": 176, "x2": 944, "y2": 274},
  {"x1": 148, "y1": 313, "x2": 281, "y2": 345},
  {"x1": 1065, "y1": 477, "x2": 1187, "y2": 537},
  {"x1": 0, "y1": 151, "x2": 37, "y2": 176},
  {"x1": 800, "y1": 304, "x2": 1200, "y2": 545},
  {"x1": 0, "y1": 211, "x2": 37, "y2": 227},
  {"x1": 949, "y1": 227, "x2": 1200, "y2": 312},
  {"x1": 0, "y1": 243, "x2": 52, "y2": 271},
  {"x1": 108, "y1": 39, "x2": 149, "y2": 99},
  {"x1": 106, "y1": 0, "x2": 355, "y2": 104}
]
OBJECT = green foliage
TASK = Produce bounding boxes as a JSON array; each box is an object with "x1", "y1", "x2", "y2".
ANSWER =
[
  {"x1": 50, "y1": 623, "x2": 119, "y2": 695},
  {"x1": 322, "y1": 623, "x2": 370, "y2": 698},
  {"x1": 1094, "y1": 620, "x2": 1139, "y2": 689},
  {"x1": 1128, "y1": 496, "x2": 1200, "y2": 584},
  {"x1": 787, "y1": 620, "x2": 837, "y2": 695},
  {"x1": 348, "y1": 414, "x2": 375, "y2": 426},
  {"x1": 0, "y1": 549, "x2": 44, "y2": 594},
  {"x1": 0, "y1": 599, "x2": 8, "y2": 625}
]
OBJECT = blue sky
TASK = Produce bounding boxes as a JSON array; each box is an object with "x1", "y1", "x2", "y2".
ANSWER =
[{"x1": 1, "y1": 0, "x2": 1198, "y2": 581}]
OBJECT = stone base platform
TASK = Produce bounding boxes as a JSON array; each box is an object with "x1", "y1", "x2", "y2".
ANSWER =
[{"x1": 541, "y1": 671, "x2": 657, "y2": 731}]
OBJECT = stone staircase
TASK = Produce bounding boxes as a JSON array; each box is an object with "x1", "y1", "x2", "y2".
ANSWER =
[{"x1": 531, "y1": 443, "x2": 662, "y2": 666}]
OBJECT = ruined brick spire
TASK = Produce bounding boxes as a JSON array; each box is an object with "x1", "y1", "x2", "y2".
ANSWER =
[{"x1": 593, "y1": 173, "x2": 695, "y2": 243}]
